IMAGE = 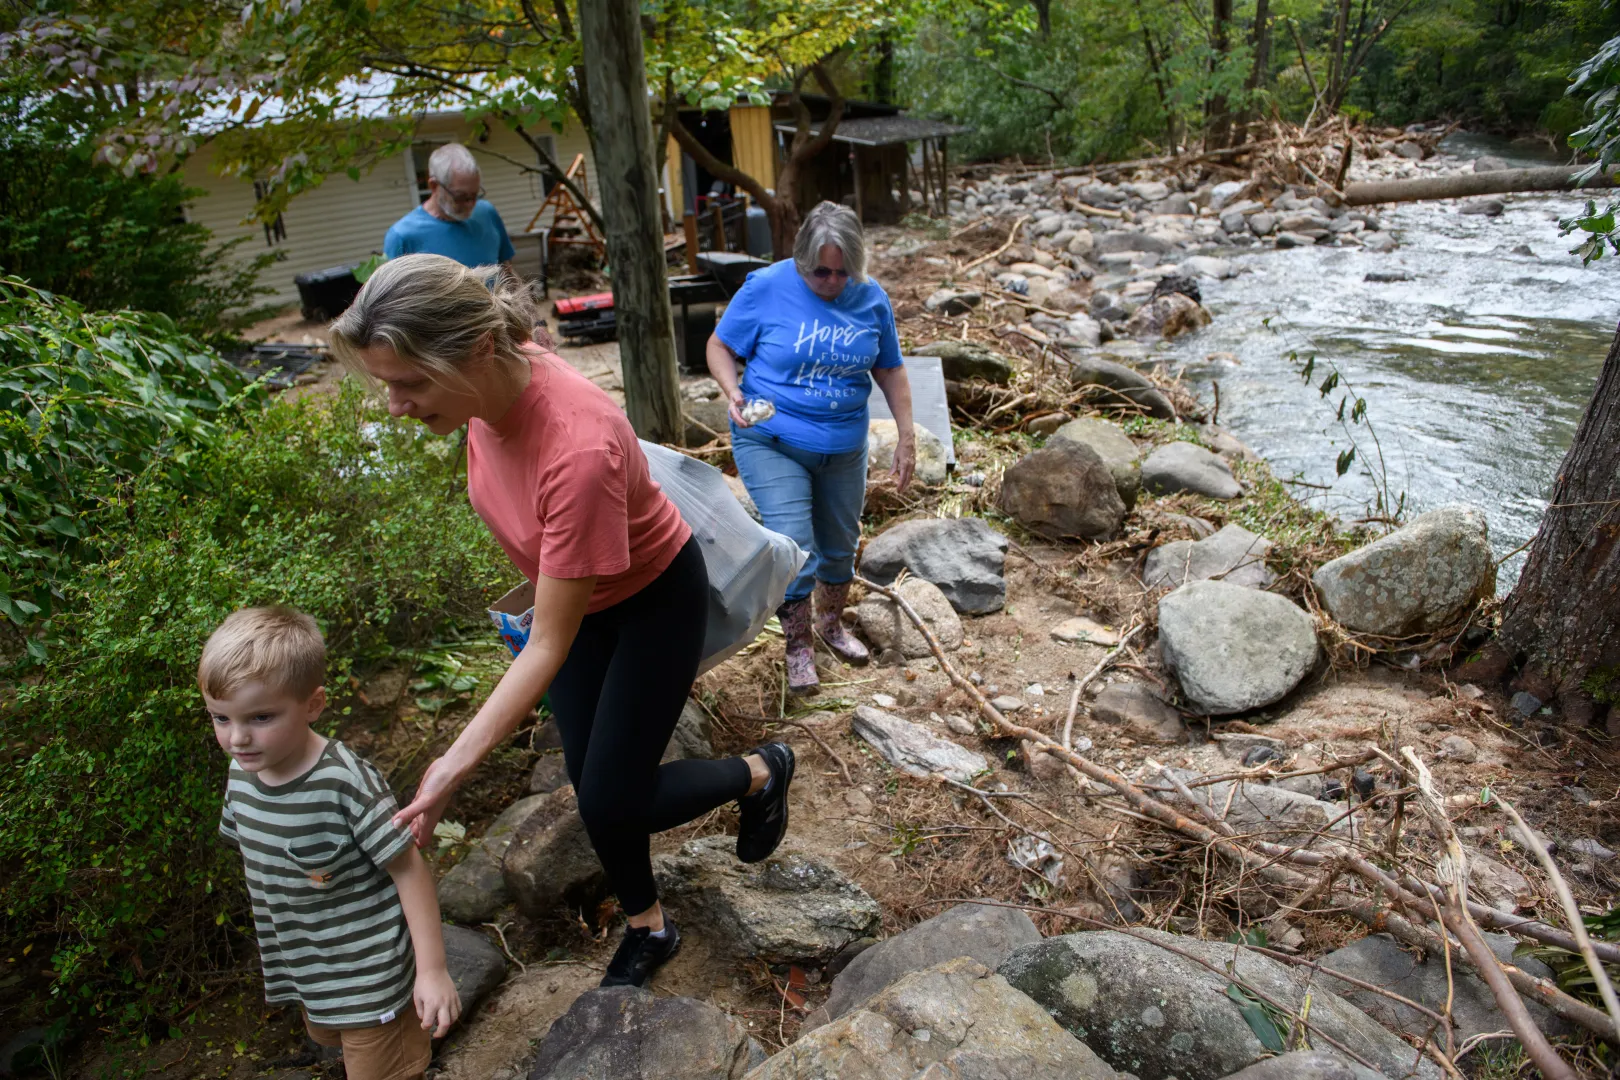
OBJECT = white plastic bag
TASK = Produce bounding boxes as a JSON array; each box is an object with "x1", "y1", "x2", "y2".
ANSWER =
[{"x1": 487, "y1": 444, "x2": 805, "y2": 675}]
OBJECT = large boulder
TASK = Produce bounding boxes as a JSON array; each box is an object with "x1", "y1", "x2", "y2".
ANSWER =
[
  {"x1": 855, "y1": 577, "x2": 963, "y2": 658},
  {"x1": 1124, "y1": 293, "x2": 1213, "y2": 340},
  {"x1": 867, "y1": 419, "x2": 947, "y2": 487},
  {"x1": 666, "y1": 699, "x2": 714, "y2": 763},
  {"x1": 1158, "y1": 580, "x2": 1320, "y2": 715},
  {"x1": 1048, "y1": 417, "x2": 1141, "y2": 509},
  {"x1": 912, "y1": 340, "x2": 1013, "y2": 384},
  {"x1": 997, "y1": 442, "x2": 1127, "y2": 541},
  {"x1": 747, "y1": 957, "x2": 1124, "y2": 1080},
  {"x1": 1216, "y1": 1050, "x2": 1390, "y2": 1080},
  {"x1": 439, "y1": 793, "x2": 548, "y2": 924},
  {"x1": 852, "y1": 706, "x2": 989, "y2": 783},
  {"x1": 1318, "y1": 932, "x2": 1568, "y2": 1045},
  {"x1": 1067, "y1": 355, "x2": 1176, "y2": 419},
  {"x1": 999, "y1": 929, "x2": 1443, "y2": 1080},
  {"x1": 442, "y1": 924, "x2": 508, "y2": 1022},
  {"x1": 502, "y1": 787, "x2": 607, "y2": 917},
  {"x1": 859, "y1": 517, "x2": 1007, "y2": 615},
  {"x1": 653, "y1": 836, "x2": 881, "y2": 964},
  {"x1": 809, "y1": 903, "x2": 1042, "y2": 1028},
  {"x1": 684, "y1": 398, "x2": 731, "y2": 445},
  {"x1": 1311, "y1": 506, "x2": 1494, "y2": 637},
  {"x1": 529, "y1": 987, "x2": 763, "y2": 1080},
  {"x1": 1141, "y1": 442, "x2": 1242, "y2": 500},
  {"x1": 1144, "y1": 524, "x2": 1275, "y2": 590}
]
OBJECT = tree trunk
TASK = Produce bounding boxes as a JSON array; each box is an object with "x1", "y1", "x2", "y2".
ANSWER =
[
  {"x1": 576, "y1": 0, "x2": 683, "y2": 444},
  {"x1": 1498, "y1": 324, "x2": 1620, "y2": 724},
  {"x1": 1343, "y1": 166, "x2": 1618, "y2": 205},
  {"x1": 1206, "y1": 0, "x2": 1235, "y2": 150}
]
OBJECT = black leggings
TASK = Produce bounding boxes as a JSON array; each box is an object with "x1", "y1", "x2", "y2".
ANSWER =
[{"x1": 548, "y1": 535, "x2": 752, "y2": 915}]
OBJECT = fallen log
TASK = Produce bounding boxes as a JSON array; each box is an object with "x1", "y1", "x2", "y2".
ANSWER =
[{"x1": 1344, "y1": 165, "x2": 1618, "y2": 206}]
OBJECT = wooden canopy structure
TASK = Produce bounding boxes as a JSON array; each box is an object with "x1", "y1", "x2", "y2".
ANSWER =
[{"x1": 772, "y1": 115, "x2": 972, "y2": 223}]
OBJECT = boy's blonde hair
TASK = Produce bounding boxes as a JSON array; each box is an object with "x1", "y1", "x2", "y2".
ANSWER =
[{"x1": 198, "y1": 606, "x2": 326, "y2": 700}]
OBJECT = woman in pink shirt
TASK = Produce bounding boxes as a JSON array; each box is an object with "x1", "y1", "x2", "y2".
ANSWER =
[{"x1": 330, "y1": 254, "x2": 794, "y2": 989}]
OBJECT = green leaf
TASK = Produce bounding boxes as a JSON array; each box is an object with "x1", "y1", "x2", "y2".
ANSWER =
[{"x1": 1226, "y1": 984, "x2": 1286, "y2": 1052}]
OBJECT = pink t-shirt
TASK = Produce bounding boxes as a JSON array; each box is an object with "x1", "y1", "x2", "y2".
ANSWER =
[{"x1": 466, "y1": 347, "x2": 691, "y2": 614}]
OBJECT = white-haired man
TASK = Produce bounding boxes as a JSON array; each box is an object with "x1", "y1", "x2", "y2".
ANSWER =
[{"x1": 384, "y1": 142, "x2": 515, "y2": 269}]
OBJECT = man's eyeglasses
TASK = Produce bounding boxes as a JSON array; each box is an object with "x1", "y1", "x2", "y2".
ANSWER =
[
  {"x1": 811, "y1": 266, "x2": 850, "y2": 280},
  {"x1": 444, "y1": 186, "x2": 485, "y2": 206}
]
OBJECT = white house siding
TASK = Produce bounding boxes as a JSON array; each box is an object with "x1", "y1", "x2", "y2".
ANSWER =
[{"x1": 182, "y1": 114, "x2": 598, "y2": 308}]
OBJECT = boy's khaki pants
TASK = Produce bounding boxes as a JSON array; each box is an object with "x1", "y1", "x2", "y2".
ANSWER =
[{"x1": 304, "y1": 1003, "x2": 431, "y2": 1080}]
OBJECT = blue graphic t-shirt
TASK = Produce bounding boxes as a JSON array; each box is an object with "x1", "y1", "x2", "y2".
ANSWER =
[
  {"x1": 716, "y1": 259, "x2": 903, "y2": 454},
  {"x1": 383, "y1": 201, "x2": 516, "y2": 268}
]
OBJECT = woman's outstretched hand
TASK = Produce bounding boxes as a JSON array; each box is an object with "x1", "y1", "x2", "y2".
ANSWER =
[
  {"x1": 393, "y1": 755, "x2": 462, "y2": 849},
  {"x1": 726, "y1": 388, "x2": 752, "y2": 428},
  {"x1": 892, "y1": 435, "x2": 916, "y2": 493}
]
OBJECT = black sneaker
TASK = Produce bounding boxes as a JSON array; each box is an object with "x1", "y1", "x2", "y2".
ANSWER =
[
  {"x1": 600, "y1": 917, "x2": 681, "y2": 988},
  {"x1": 736, "y1": 742, "x2": 795, "y2": 863}
]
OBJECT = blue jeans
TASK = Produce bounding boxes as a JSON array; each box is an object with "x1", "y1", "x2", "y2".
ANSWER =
[{"x1": 731, "y1": 425, "x2": 867, "y2": 602}]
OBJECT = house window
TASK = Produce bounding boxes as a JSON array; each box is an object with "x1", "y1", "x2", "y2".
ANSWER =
[
  {"x1": 252, "y1": 180, "x2": 287, "y2": 246},
  {"x1": 407, "y1": 136, "x2": 453, "y2": 205}
]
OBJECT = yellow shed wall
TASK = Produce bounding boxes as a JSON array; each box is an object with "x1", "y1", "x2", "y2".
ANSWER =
[{"x1": 728, "y1": 105, "x2": 778, "y2": 190}]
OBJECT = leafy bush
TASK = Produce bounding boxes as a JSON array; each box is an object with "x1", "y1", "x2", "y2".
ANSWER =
[
  {"x1": 0, "y1": 277, "x2": 261, "y2": 643},
  {"x1": 0, "y1": 383, "x2": 510, "y2": 1024}
]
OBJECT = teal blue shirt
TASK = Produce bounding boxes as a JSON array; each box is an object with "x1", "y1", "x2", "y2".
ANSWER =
[{"x1": 383, "y1": 201, "x2": 516, "y2": 267}]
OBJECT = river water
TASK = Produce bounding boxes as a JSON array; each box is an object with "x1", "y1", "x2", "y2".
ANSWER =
[{"x1": 1169, "y1": 134, "x2": 1619, "y2": 587}]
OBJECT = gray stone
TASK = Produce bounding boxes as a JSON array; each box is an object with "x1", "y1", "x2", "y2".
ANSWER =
[
  {"x1": 1319, "y1": 932, "x2": 1567, "y2": 1044},
  {"x1": 1510, "y1": 690, "x2": 1543, "y2": 718},
  {"x1": 913, "y1": 340, "x2": 1013, "y2": 384},
  {"x1": 1438, "y1": 733, "x2": 1477, "y2": 762},
  {"x1": 502, "y1": 787, "x2": 607, "y2": 917},
  {"x1": 528, "y1": 753, "x2": 570, "y2": 795},
  {"x1": 1141, "y1": 442, "x2": 1242, "y2": 500},
  {"x1": 1275, "y1": 231, "x2": 1320, "y2": 248},
  {"x1": 1067, "y1": 355, "x2": 1176, "y2": 419},
  {"x1": 1182, "y1": 255, "x2": 1235, "y2": 279},
  {"x1": 749, "y1": 957, "x2": 1124, "y2": 1080},
  {"x1": 724, "y1": 472, "x2": 761, "y2": 524},
  {"x1": 1159, "y1": 769, "x2": 1347, "y2": 844},
  {"x1": 855, "y1": 577, "x2": 963, "y2": 659},
  {"x1": 1247, "y1": 212, "x2": 1276, "y2": 237},
  {"x1": 1130, "y1": 180, "x2": 1171, "y2": 202},
  {"x1": 1124, "y1": 292, "x2": 1212, "y2": 340},
  {"x1": 1068, "y1": 230, "x2": 1097, "y2": 257},
  {"x1": 1216, "y1": 1050, "x2": 1391, "y2": 1080},
  {"x1": 859, "y1": 517, "x2": 1008, "y2": 615},
  {"x1": 1096, "y1": 229, "x2": 1175, "y2": 255},
  {"x1": 1144, "y1": 524, "x2": 1275, "y2": 590},
  {"x1": 1159, "y1": 580, "x2": 1320, "y2": 715},
  {"x1": 1393, "y1": 141, "x2": 1423, "y2": 160},
  {"x1": 530, "y1": 987, "x2": 762, "y2": 1080},
  {"x1": 999, "y1": 929, "x2": 1442, "y2": 1080},
  {"x1": 1049, "y1": 417, "x2": 1141, "y2": 508},
  {"x1": 925, "y1": 288, "x2": 982, "y2": 316},
  {"x1": 1312, "y1": 506, "x2": 1495, "y2": 637},
  {"x1": 852, "y1": 706, "x2": 988, "y2": 783},
  {"x1": 1363, "y1": 232, "x2": 1399, "y2": 253},
  {"x1": 998, "y1": 441, "x2": 1128, "y2": 541},
  {"x1": 1090, "y1": 681, "x2": 1184, "y2": 743},
  {"x1": 443, "y1": 923, "x2": 508, "y2": 1021},
  {"x1": 667, "y1": 699, "x2": 714, "y2": 762},
  {"x1": 684, "y1": 398, "x2": 731, "y2": 445},
  {"x1": 1202, "y1": 425, "x2": 1260, "y2": 462},
  {"x1": 989, "y1": 695, "x2": 1025, "y2": 713},
  {"x1": 1569, "y1": 837, "x2": 1616, "y2": 861},
  {"x1": 868, "y1": 419, "x2": 948, "y2": 487},
  {"x1": 1208, "y1": 180, "x2": 1246, "y2": 211},
  {"x1": 1026, "y1": 410, "x2": 1072, "y2": 437},
  {"x1": 1158, "y1": 193, "x2": 1195, "y2": 216},
  {"x1": 1460, "y1": 198, "x2": 1505, "y2": 216},
  {"x1": 812, "y1": 903, "x2": 1043, "y2": 1027},
  {"x1": 439, "y1": 793, "x2": 548, "y2": 924},
  {"x1": 1221, "y1": 210, "x2": 1249, "y2": 234},
  {"x1": 1473, "y1": 155, "x2": 1509, "y2": 172},
  {"x1": 653, "y1": 836, "x2": 881, "y2": 964},
  {"x1": 1278, "y1": 213, "x2": 1333, "y2": 233}
]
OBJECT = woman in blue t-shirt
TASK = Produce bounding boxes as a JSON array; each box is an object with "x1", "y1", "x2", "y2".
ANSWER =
[{"x1": 705, "y1": 201, "x2": 915, "y2": 694}]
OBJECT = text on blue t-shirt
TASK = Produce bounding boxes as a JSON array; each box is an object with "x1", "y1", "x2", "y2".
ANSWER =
[
  {"x1": 382, "y1": 201, "x2": 517, "y2": 268},
  {"x1": 715, "y1": 259, "x2": 902, "y2": 454}
]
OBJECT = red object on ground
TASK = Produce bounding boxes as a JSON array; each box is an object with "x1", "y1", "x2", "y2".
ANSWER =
[{"x1": 553, "y1": 292, "x2": 615, "y2": 316}]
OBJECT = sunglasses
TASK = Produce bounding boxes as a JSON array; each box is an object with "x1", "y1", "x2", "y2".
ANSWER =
[{"x1": 811, "y1": 266, "x2": 850, "y2": 280}]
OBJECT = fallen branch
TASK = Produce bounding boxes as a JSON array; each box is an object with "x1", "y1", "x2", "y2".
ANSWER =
[
  {"x1": 1065, "y1": 622, "x2": 1145, "y2": 752},
  {"x1": 960, "y1": 215, "x2": 1031, "y2": 273},
  {"x1": 1344, "y1": 166, "x2": 1619, "y2": 206}
]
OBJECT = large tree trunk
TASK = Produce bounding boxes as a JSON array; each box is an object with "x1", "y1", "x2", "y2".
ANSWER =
[
  {"x1": 1343, "y1": 166, "x2": 1618, "y2": 205},
  {"x1": 1497, "y1": 323, "x2": 1620, "y2": 727},
  {"x1": 577, "y1": 0, "x2": 683, "y2": 444},
  {"x1": 1206, "y1": 0, "x2": 1235, "y2": 150}
]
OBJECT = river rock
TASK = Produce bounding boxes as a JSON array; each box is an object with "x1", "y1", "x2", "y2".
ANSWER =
[
  {"x1": 684, "y1": 398, "x2": 731, "y2": 445},
  {"x1": 1473, "y1": 155, "x2": 1509, "y2": 172},
  {"x1": 868, "y1": 419, "x2": 947, "y2": 487},
  {"x1": 1182, "y1": 255, "x2": 1235, "y2": 279},
  {"x1": 998, "y1": 441, "x2": 1128, "y2": 541},
  {"x1": 1208, "y1": 180, "x2": 1246, "y2": 211},
  {"x1": 999, "y1": 929, "x2": 1442, "y2": 1080},
  {"x1": 529, "y1": 987, "x2": 763, "y2": 1080},
  {"x1": 1068, "y1": 230, "x2": 1097, "y2": 257},
  {"x1": 1159, "y1": 580, "x2": 1320, "y2": 715},
  {"x1": 1438, "y1": 733, "x2": 1477, "y2": 762},
  {"x1": 1090, "y1": 681, "x2": 1184, "y2": 743},
  {"x1": 502, "y1": 787, "x2": 607, "y2": 917},
  {"x1": 1051, "y1": 615, "x2": 1122, "y2": 646},
  {"x1": 1124, "y1": 292, "x2": 1212, "y2": 340},
  {"x1": 1216, "y1": 1050, "x2": 1390, "y2": 1080},
  {"x1": 724, "y1": 472, "x2": 762, "y2": 524},
  {"x1": 859, "y1": 517, "x2": 1007, "y2": 614},
  {"x1": 1066, "y1": 356, "x2": 1175, "y2": 419},
  {"x1": 1048, "y1": 417, "x2": 1141, "y2": 508},
  {"x1": 1141, "y1": 442, "x2": 1241, "y2": 499},
  {"x1": 809, "y1": 903, "x2": 1043, "y2": 1028},
  {"x1": 925, "y1": 288, "x2": 982, "y2": 315},
  {"x1": 528, "y1": 753, "x2": 569, "y2": 795},
  {"x1": 1274, "y1": 231, "x2": 1318, "y2": 248},
  {"x1": 750, "y1": 957, "x2": 1124, "y2": 1080},
  {"x1": 852, "y1": 705, "x2": 988, "y2": 783},
  {"x1": 653, "y1": 836, "x2": 881, "y2": 964},
  {"x1": 1318, "y1": 932, "x2": 1567, "y2": 1044},
  {"x1": 855, "y1": 577, "x2": 963, "y2": 658},
  {"x1": 1311, "y1": 506, "x2": 1495, "y2": 637},
  {"x1": 1144, "y1": 524, "x2": 1275, "y2": 590},
  {"x1": 439, "y1": 793, "x2": 547, "y2": 924},
  {"x1": 1159, "y1": 769, "x2": 1346, "y2": 844},
  {"x1": 1247, "y1": 212, "x2": 1276, "y2": 237},
  {"x1": 443, "y1": 924, "x2": 508, "y2": 1021},
  {"x1": 667, "y1": 699, "x2": 715, "y2": 762},
  {"x1": 1096, "y1": 229, "x2": 1174, "y2": 255},
  {"x1": 1026, "y1": 410, "x2": 1072, "y2": 436},
  {"x1": 913, "y1": 340, "x2": 1013, "y2": 384},
  {"x1": 1460, "y1": 198, "x2": 1505, "y2": 216}
]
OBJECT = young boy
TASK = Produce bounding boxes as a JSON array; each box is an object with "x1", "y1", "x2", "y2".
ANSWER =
[{"x1": 200, "y1": 606, "x2": 459, "y2": 1080}]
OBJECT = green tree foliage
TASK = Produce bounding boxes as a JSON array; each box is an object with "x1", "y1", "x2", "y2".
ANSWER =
[
  {"x1": 0, "y1": 381, "x2": 510, "y2": 1024},
  {"x1": 1560, "y1": 32, "x2": 1620, "y2": 260}
]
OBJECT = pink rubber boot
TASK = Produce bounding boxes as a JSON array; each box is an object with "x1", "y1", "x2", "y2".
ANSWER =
[
  {"x1": 814, "y1": 581, "x2": 869, "y2": 666},
  {"x1": 778, "y1": 597, "x2": 819, "y2": 693}
]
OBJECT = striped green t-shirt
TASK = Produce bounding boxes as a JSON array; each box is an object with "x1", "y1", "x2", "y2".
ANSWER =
[{"x1": 218, "y1": 739, "x2": 417, "y2": 1029}]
